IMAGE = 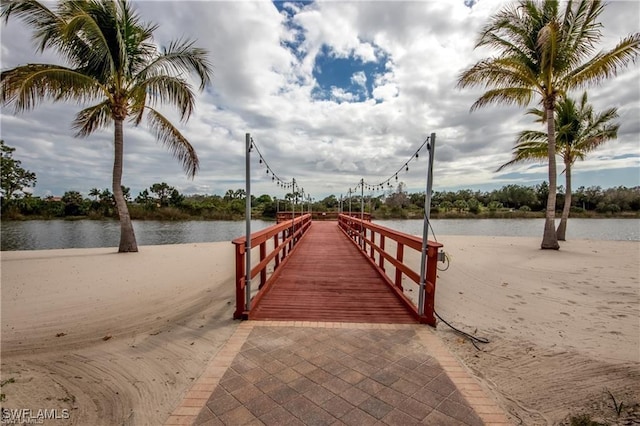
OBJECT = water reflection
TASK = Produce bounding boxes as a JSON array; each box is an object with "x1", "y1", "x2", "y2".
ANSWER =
[{"x1": 0, "y1": 219, "x2": 272, "y2": 251}]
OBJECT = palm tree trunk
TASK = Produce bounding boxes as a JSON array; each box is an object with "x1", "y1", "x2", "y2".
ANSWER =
[
  {"x1": 541, "y1": 103, "x2": 560, "y2": 250},
  {"x1": 113, "y1": 118, "x2": 138, "y2": 253},
  {"x1": 556, "y1": 160, "x2": 572, "y2": 241}
]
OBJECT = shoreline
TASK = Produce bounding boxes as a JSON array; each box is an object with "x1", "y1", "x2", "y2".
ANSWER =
[
  {"x1": 2, "y1": 211, "x2": 639, "y2": 222},
  {"x1": 1, "y1": 237, "x2": 639, "y2": 424}
]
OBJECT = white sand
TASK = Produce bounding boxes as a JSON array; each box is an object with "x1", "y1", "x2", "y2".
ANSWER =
[
  {"x1": 1, "y1": 235, "x2": 639, "y2": 425},
  {"x1": 414, "y1": 236, "x2": 640, "y2": 425},
  {"x1": 1, "y1": 243, "x2": 239, "y2": 426}
]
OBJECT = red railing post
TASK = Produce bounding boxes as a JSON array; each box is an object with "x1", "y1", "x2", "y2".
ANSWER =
[
  {"x1": 369, "y1": 230, "x2": 375, "y2": 260},
  {"x1": 273, "y1": 234, "x2": 280, "y2": 270},
  {"x1": 233, "y1": 242, "x2": 246, "y2": 319},
  {"x1": 259, "y1": 241, "x2": 267, "y2": 288},
  {"x1": 395, "y1": 243, "x2": 404, "y2": 290},
  {"x1": 423, "y1": 243, "x2": 439, "y2": 325},
  {"x1": 379, "y1": 235, "x2": 385, "y2": 272}
]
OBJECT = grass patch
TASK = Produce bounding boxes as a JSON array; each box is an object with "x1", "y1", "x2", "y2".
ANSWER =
[{"x1": 569, "y1": 414, "x2": 606, "y2": 426}]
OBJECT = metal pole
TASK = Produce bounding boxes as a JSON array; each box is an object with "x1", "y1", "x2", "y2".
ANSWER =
[
  {"x1": 418, "y1": 133, "x2": 436, "y2": 316},
  {"x1": 245, "y1": 133, "x2": 252, "y2": 312},
  {"x1": 349, "y1": 189, "x2": 352, "y2": 216},
  {"x1": 360, "y1": 178, "x2": 364, "y2": 248},
  {"x1": 291, "y1": 178, "x2": 296, "y2": 245}
]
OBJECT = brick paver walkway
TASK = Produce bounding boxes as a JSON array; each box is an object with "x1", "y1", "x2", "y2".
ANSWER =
[{"x1": 166, "y1": 322, "x2": 511, "y2": 426}]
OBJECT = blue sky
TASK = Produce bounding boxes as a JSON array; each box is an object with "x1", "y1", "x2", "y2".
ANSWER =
[{"x1": 1, "y1": 0, "x2": 638, "y2": 201}]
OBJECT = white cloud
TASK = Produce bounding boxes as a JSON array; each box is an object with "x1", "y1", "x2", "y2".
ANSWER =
[{"x1": 1, "y1": 0, "x2": 638, "y2": 201}]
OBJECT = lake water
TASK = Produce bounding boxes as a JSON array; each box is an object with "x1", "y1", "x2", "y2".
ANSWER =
[{"x1": 1, "y1": 218, "x2": 638, "y2": 251}]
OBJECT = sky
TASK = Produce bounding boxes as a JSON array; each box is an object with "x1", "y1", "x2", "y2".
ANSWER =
[{"x1": 1, "y1": 0, "x2": 639, "y2": 202}]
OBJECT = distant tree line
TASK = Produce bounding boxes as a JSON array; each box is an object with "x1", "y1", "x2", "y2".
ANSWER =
[{"x1": 2, "y1": 180, "x2": 638, "y2": 221}]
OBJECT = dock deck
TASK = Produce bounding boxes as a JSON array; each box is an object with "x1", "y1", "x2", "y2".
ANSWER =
[{"x1": 250, "y1": 221, "x2": 417, "y2": 323}]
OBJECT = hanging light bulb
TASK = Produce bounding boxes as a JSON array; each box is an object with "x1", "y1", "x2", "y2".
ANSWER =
[
  {"x1": 259, "y1": 158, "x2": 262, "y2": 164},
  {"x1": 266, "y1": 169, "x2": 269, "y2": 174},
  {"x1": 406, "y1": 164, "x2": 409, "y2": 172},
  {"x1": 415, "y1": 152, "x2": 419, "y2": 159},
  {"x1": 395, "y1": 174, "x2": 398, "y2": 181},
  {"x1": 272, "y1": 176, "x2": 275, "y2": 181}
]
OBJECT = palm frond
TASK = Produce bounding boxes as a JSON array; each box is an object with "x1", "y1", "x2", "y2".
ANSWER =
[
  {"x1": 1, "y1": 64, "x2": 103, "y2": 112},
  {"x1": 525, "y1": 107, "x2": 546, "y2": 122},
  {"x1": 72, "y1": 100, "x2": 112, "y2": 137},
  {"x1": 127, "y1": 84, "x2": 147, "y2": 126},
  {"x1": 133, "y1": 75, "x2": 195, "y2": 122},
  {"x1": 469, "y1": 87, "x2": 534, "y2": 111},
  {"x1": 62, "y1": 7, "x2": 114, "y2": 81},
  {"x1": 1, "y1": 0, "x2": 64, "y2": 53},
  {"x1": 516, "y1": 130, "x2": 548, "y2": 144},
  {"x1": 565, "y1": 33, "x2": 640, "y2": 89},
  {"x1": 537, "y1": 19, "x2": 561, "y2": 87},
  {"x1": 560, "y1": 0, "x2": 605, "y2": 68},
  {"x1": 146, "y1": 107, "x2": 199, "y2": 178},
  {"x1": 138, "y1": 38, "x2": 212, "y2": 91},
  {"x1": 496, "y1": 134, "x2": 548, "y2": 172},
  {"x1": 457, "y1": 57, "x2": 539, "y2": 92}
]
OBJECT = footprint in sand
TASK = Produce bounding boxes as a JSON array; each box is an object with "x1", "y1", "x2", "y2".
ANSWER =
[{"x1": 560, "y1": 312, "x2": 571, "y2": 316}]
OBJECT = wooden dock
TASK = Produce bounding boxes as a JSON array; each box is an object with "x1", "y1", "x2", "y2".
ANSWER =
[{"x1": 250, "y1": 221, "x2": 417, "y2": 323}]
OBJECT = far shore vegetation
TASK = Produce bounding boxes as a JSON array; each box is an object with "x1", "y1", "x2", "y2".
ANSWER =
[{"x1": 2, "y1": 181, "x2": 638, "y2": 222}]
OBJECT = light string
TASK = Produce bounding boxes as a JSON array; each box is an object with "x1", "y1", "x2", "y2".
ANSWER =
[
  {"x1": 345, "y1": 135, "x2": 431, "y2": 194},
  {"x1": 250, "y1": 136, "x2": 308, "y2": 202},
  {"x1": 250, "y1": 136, "x2": 295, "y2": 189}
]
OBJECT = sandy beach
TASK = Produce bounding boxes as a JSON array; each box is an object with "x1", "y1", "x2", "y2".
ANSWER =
[
  {"x1": 1, "y1": 234, "x2": 639, "y2": 425},
  {"x1": 422, "y1": 236, "x2": 640, "y2": 425}
]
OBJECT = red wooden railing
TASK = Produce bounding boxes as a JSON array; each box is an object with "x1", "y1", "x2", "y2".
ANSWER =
[
  {"x1": 276, "y1": 211, "x2": 371, "y2": 223},
  {"x1": 338, "y1": 214, "x2": 443, "y2": 326},
  {"x1": 232, "y1": 214, "x2": 312, "y2": 319}
]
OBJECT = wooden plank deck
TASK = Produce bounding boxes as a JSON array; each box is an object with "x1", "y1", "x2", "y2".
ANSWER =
[{"x1": 250, "y1": 221, "x2": 417, "y2": 323}]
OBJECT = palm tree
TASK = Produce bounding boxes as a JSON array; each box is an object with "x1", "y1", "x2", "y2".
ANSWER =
[
  {"x1": 497, "y1": 92, "x2": 619, "y2": 240},
  {"x1": 457, "y1": 0, "x2": 639, "y2": 249},
  {"x1": 88, "y1": 187, "x2": 100, "y2": 202},
  {"x1": 1, "y1": 0, "x2": 212, "y2": 252}
]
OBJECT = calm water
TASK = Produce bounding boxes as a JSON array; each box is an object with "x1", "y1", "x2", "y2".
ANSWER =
[{"x1": 1, "y1": 218, "x2": 638, "y2": 251}]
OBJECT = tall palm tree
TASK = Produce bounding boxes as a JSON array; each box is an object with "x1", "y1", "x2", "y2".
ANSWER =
[
  {"x1": 497, "y1": 92, "x2": 619, "y2": 240},
  {"x1": 458, "y1": 0, "x2": 639, "y2": 249},
  {"x1": 1, "y1": 0, "x2": 212, "y2": 252}
]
